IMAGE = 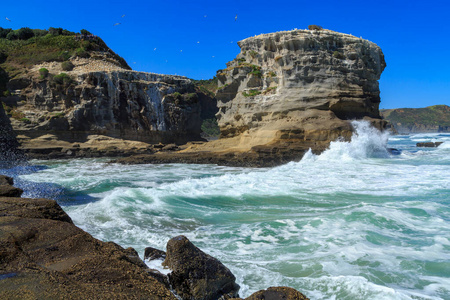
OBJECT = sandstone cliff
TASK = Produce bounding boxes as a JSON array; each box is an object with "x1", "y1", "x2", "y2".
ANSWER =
[{"x1": 213, "y1": 28, "x2": 386, "y2": 152}]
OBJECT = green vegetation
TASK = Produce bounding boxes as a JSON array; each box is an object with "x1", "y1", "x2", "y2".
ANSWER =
[
  {"x1": 52, "y1": 73, "x2": 73, "y2": 86},
  {"x1": 242, "y1": 89, "x2": 261, "y2": 97},
  {"x1": 263, "y1": 86, "x2": 277, "y2": 94},
  {"x1": 0, "y1": 27, "x2": 130, "y2": 79},
  {"x1": 39, "y1": 67, "x2": 49, "y2": 78},
  {"x1": 61, "y1": 61, "x2": 74, "y2": 71},
  {"x1": 381, "y1": 105, "x2": 450, "y2": 127},
  {"x1": 249, "y1": 50, "x2": 258, "y2": 58},
  {"x1": 333, "y1": 51, "x2": 345, "y2": 59},
  {"x1": 192, "y1": 77, "x2": 219, "y2": 96},
  {"x1": 201, "y1": 118, "x2": 220, "y2": 138},
  {"x1": 19, "y1": 117, "x2": 31, "y2": 123},
  {"x1": 266, "y1": 71, "x2": 277, "y2": 77}
]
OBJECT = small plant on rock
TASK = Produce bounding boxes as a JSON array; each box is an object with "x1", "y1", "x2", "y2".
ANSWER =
[{"x1": 39, "y1": 68, "x2": 49, "y2": 79}]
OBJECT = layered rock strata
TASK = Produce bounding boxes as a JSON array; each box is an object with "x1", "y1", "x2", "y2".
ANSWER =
[
  {"x1": 214, "y1": 28, "x2": 386, "y2": 151},
  {"x1": 3, "y1": 65, "x2": 206, "y2": 155}
]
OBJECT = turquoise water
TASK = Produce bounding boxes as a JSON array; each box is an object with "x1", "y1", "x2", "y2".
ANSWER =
[{"x1": 12, "y1": 121, "x2": 450, "y2": 299}]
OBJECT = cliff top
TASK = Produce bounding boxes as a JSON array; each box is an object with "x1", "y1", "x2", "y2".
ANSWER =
[
  {"x1": 0, "y1": 27, "x2": 131, "y2": 94},
  {"x1": 381, "y1": 105, "x2": 450, "y2": 127},
  {"x1": 238, "y1": 27, "x2": 375, "y2": 46}
]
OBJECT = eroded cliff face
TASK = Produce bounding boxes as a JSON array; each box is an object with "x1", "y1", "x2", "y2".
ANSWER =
[
  {"x1": 6, "y1": 70, "x2": 203, "y2": 144},
  {"x1": 215, "y1": 29, "x2": 386, "y2": 151}
]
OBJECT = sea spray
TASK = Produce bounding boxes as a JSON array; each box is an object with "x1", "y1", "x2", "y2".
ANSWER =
[{"x1": 16, "y1": 126, "x2": 450, "y2": 300}]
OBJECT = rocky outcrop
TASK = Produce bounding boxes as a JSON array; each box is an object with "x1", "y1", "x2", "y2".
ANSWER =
[
  {"x1": 215, "y1": 28, "x2": 386, "y2": 152},
  {"x1": 7, "y1": 70, "x2": 205, "y2": 145},
  {"x1": 0, "y1": 175, "x2": 23, "y2": 197},
  {"x1": 246, "y1": 287, "x2": 310, "y2": 300},
  {"x1": 0, "y1": 185, "x2": 176, "y2": 299},
  {"x1": 416, "y1": 142, "x2": 443, "y2": 148},
  {"x1": 0, "y1": 100, "x2": 24, "y2": 162},
  {"x1": 162, "y1": 235, "x2": 240, "y2": 300}
]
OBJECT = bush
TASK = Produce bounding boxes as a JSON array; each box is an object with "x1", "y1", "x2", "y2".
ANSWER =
[
  {"x1": 61, "y1": 61, "x2": 74, "y2": 71},
  {"x1": 39, "y1": 68, "x2": 49, "y2": 78},
  {"x1": 0, "y1": 27, "x2": 12, "y2": 38},
  {"x1": 308, "y1": 25, "x2": 323, "y2": 31},
  {"x1": 201, "y1": 118, "x2": 220, "y2": 138},
  {"x1": 242, "y1": 89, "x2": 261, "y2": 97},
  {"x1": 75, "y1": 47, "x2": 89, "y2": 58},
  {"x1": 249, "y1": 50, "x2": 258, "y2": 58},
  {"x1": 48, "y1": 27, "x2": 63, "y2": 36},
  {"x1": 53, "y1": 73, "x2": 72, "y2": 85},
  {"x1": 80, "y1": 29, "x2": 92, "y2": 35},
  {"x1": 6, "y1": 31, "x2": 18, "y2": 40},
  {"x1": 19, "y1": 117, "x2": 31, "y2": 124},
  {"x1": 17, "y1": 27, "x2": 34, "y2": 40},
  {"x1": 33, "y1": 29, "x2": 49, "y2": 37}
]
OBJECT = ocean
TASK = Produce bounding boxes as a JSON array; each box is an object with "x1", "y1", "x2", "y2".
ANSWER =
[{"x1": 4, "y1": 121, "x2": 450, "y2": 300}]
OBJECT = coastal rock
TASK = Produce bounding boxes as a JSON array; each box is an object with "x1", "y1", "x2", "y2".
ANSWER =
[
  {"x1": 0, "y1": 175, "x2": 23, "y2": 197},
  {"x1": 0, "y1": 196, "x2": 175, "y2": 299},
  {"x1": 246, "y1": 287, "x2": 310, "y2": 300},
  {"x1": 163, "y1": 235, "x2": 240, "y2": 300},
  {"x1": 416, "y1": 142, "x2": 443, "y2": 147},
  {"x1": 0, "y1": 99, "x2": 24, "y2": 162},
  {"x1": 145, "y1": 247, "x2": 167, "y2": 261},
  {"x1": 9, "y1": 70, "x2": 205, "y2": 145},
  {"x1": 214, "y1": 28, "x2": 386, "y2": 154}
]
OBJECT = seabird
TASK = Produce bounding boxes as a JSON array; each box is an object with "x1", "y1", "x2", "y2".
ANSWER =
[
  {"x1": 122, "y1": 14, "x2": 126, "y2": 18},
  {"x1": 235, "y1": 14, "x2": 237, "y2": 21},
  {"x1": 113, "y1": 23, "x2": 121, "y2": 26},
  {"x1": 5, "y1": 17, "x2": 11, "y2": 22}
]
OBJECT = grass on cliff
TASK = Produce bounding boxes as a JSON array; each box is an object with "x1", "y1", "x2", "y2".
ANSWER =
[
  {"x1": 192, "y1": 77, "x2": 219, "y2": 96},
  {"x1": 381, "y1": 105, "x2": 450, "y2": 127},
  {"x1": 0, "y1": 27, "x2": 130, "y2": 87}
]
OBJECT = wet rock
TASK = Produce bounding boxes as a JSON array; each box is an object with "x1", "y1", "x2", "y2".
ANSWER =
[
  {"x1": 416, "y1": 142, "x2": 443, "y2": 147},
  {"x1": 0, "y1": 196, "x2": 176, "y2": 299},
  {"x1": 246, "y1": 287, "x2": 310, "y2": 300},
  {"x1": 163, "y1": 235, "x2": 240, "y2": 300},
  {"x1": 144, "y1": 247, "x2": 167, "y2": 261},
  {"x1": 0, "y1": 175, "x2": 23, "y2": 197}
]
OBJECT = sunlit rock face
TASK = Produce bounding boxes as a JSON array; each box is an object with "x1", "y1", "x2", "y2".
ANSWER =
[
  {"x1": 215, "y1": 28, "x2": 386, "y2": 149},
  {"x1": 9, "y1": 71, "x2": 203, "y2": 144}
]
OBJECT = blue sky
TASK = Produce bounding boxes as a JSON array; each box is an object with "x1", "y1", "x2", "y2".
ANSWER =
[{"x1": 2, "y1": 0, "x2": 450, "y2": 109}]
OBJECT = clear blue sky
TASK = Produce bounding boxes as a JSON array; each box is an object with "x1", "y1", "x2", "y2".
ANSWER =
[{"x1": 3, "y1": 0, "x2": 450, "y2": 109}]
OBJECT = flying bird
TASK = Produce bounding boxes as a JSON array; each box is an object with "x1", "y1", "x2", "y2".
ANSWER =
[
  {"x1": 113, "y1": 22, "x2": 121, "y2": 26},
  {"x1": 5, "y1": 17, "x2": 11, "y2": 22},
  {"x1": 122, "y1": 14, "x2": 126, "y2": 18},
  {"x1": 235, "y1": 14, "x2": 237, "y2": 21}
]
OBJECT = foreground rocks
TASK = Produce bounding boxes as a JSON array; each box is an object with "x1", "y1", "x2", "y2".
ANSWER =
[
  {"x1": 0, "y1": 175, "x2": 23, "y2": 197},
  {"x1": 162, "y1": 235, "x2": 240, "y2": 300},
  {"x1": 1, "y1": 177, "x2": 310, "y2": 299},
  {"x1": 0, "y1": 181, "x2": 176, "y2": 299}
]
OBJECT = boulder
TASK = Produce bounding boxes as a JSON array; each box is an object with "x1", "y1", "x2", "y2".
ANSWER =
[
  {"x1": 416, "y1": 142, "x2": 443, "y2": 147},
  {"x1": 0, "y1": 175, "x2": 23, "y2": 197},
  {"x1": 145, "y1": 246, "x2": 167, "y2": 261},
  {"x1": 246, "y1": 287, "x2": 310, "y2": 300},
  {"x1": 163, "y1": 235, "x2": 240, "y2": 300}
]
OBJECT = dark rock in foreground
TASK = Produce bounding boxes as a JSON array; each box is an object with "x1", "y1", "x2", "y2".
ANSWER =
[
  {"x1": 0, "y1": 175, "x2": 23, "y2": 197},
  {"x1": 163, "y1": 235, "x2": 240, "y2": 300},
  {"x1": 0, "y1": 194, "x2": 175, "y2": 299},
  {"x1": 246, "y1": 286, "x2": 310, "y2": 300},
  {"x1": 416, "y1": 142, "x2": 443, "y2": 148}
]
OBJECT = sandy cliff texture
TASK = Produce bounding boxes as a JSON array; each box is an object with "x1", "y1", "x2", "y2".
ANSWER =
[
  {"x1": 214, "y1": 28, "x2": 386, "y2": 151},
  {"x1": 6, "y1": 68, "x2": 203, "y2": 144}
]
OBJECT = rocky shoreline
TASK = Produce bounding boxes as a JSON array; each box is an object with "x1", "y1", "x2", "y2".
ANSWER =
[{"x1": 0, "y1": 175, "x2": 310, "y2": 299}]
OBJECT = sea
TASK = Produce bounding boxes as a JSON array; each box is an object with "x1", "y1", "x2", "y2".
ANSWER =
[{"x1": 2, "y1": 120, "x2": 450, "y2": 300}]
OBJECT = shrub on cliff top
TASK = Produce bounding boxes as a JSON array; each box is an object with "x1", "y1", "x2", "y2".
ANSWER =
[
  {"x1": 53, "y1": 73, "x2": 72, "y2": 85},
  {"x1": 308, "y1": 25, "x2": 323, "y2": 31},
  {"x1": 61, "y1": 61, "x2": 74, "y2": 71},
  {"x1": 39, "y1": 68, "x2": 49, "y2": 78}
]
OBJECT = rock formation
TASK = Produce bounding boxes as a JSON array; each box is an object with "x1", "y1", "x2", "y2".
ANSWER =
[
  {"x1": 162, "y1": 235, "x2": 240, "y2": 300},
  {"x1": 116, "y1": 28, "x2": 388, "y2": 166},
  {"x1": 0, "y1": 100, "x2": 24, "y2": 162},
  {"x1": 214, "y1": 28, "x2": 386, "y2": 151},
  {"x1": 0, "y1": 187, "x2": 176, "y2": 299},
  {"x1": 7, "y1": 70, "x2": 204, "y2": 144}
]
